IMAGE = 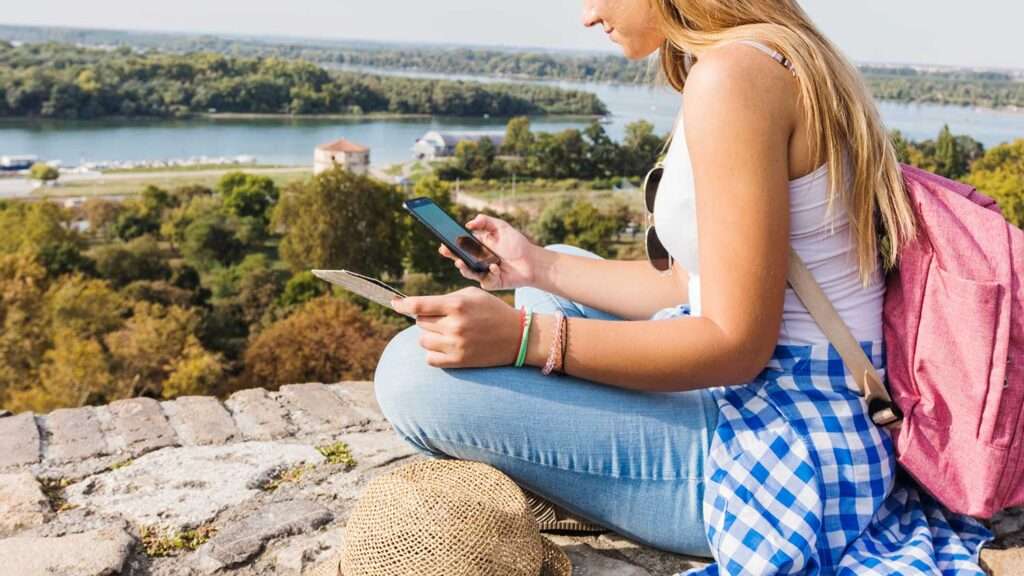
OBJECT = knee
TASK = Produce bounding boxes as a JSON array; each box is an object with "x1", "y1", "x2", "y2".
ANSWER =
[
  {"x1": 541, "y1": 243, "x2": 602, "y2": 260},
  {"x1": 373, "y1": 325, "x2": 448, "y2": 438}
]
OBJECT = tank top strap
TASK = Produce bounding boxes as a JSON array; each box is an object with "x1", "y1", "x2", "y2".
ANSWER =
[{"x1": 733, "y1": 40, "x2": 797, "y2": 76}]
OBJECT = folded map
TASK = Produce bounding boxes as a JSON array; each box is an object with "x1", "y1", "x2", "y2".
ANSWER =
[{"x1": 311, "y1": 269, "x2": 415, "y2": 319}]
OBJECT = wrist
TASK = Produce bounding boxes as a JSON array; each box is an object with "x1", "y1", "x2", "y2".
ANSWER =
[
  {"x1": 525, "y1": 313, "x2": 555, "y2": 368},
  {"x1": 527, "y1": 244, "x2": 556, "y2": 290}
]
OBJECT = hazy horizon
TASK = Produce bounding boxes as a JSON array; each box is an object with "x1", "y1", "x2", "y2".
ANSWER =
[{"x1": 1, "y1": 1, "x2": 1020, "y2": 70}]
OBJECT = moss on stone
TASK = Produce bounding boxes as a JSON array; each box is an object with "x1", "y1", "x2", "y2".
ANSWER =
[
  {"x1": 261, "y1": 463, "x2": 315, "y2": 491},
  {"x1": 140, "y1": 525, "x2": 216, "y2": 557},
  {"x1": 317, "y1": 441, "x2": 356, "y2": 469},
  {"x1": 39, "y1": 476, "x2": 77, "y2": 512}
]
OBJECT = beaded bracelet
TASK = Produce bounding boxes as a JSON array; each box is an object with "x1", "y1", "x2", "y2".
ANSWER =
[
  {"x1": 542, "y1": 312, "x2": 566, "y2": 376},
  {"x1": 515, "y1": 307, "x2": 533, "y2": 368}
]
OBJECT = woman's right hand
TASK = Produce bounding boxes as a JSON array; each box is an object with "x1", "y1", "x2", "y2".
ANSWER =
[{"x1": 440, "y1": 214, "x2": 541, "y2": 291}]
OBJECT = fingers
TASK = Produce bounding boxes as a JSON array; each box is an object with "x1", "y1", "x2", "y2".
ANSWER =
[
  {"x1": 392, "y1": 295, "x2": 458, "y2": 317},
  {"x1": 454, "y1": 258, "x2": 487, "y2": 282},
  {"x1": 465, "y1": 213, "x2": 503, "y2": 232},
  {"x1": 417, "y1": 329, "x2": 450, "y2": 353},
  {"x1": 415, "y1": 314, "x2": 445, "y2": 333}
]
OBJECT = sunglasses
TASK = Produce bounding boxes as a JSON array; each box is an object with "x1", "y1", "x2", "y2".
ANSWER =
[{"x1": 642, "y1": 161, "x2": 674, "y2": 273}]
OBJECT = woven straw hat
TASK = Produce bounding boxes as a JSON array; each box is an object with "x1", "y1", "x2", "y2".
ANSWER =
[{"x1": 307, "y1": 459, "x2": 571, "y2": 576}]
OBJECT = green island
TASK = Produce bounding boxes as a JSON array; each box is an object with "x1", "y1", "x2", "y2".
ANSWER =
[
  {"x1": 0, "y1": 42, "x2": 607, "y2": 120},
  {"x1": 1, "y1": 24, "x2": 1020, "y2": 111}
]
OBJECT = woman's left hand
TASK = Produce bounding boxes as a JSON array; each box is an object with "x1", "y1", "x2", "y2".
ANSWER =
[{"x1": 391, "y1": 287, "x2": 522, "y2": 369}]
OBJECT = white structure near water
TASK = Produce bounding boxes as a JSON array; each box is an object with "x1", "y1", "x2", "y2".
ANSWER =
[
  {"x1": 314, "y1": 139, "x2": 370, "y2": 175},
  {"x1": 412, "y1": 131, "x2": 505, "y2": 161}
]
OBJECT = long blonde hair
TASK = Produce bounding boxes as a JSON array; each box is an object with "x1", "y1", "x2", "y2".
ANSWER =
[{"x1": 648, "y1": 0, "x2": 916, "y2": 285}]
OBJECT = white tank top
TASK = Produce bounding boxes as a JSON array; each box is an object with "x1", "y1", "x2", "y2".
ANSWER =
[{"x1": 653, "y1": 41, "x2": 885, "y2": 345}]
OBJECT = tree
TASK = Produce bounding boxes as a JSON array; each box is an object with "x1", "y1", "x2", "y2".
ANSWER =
[
  {"x1": 966, "y1": 140, "x2": 1024, "y2": 228},
  {"x1": 11, "y1": 331, "x2": 114, "y2": 412},
  {"x1": 0, "y1": 255, "x2": 50, "y2": 407},
  {"x1": 82, "y1": 198, "x2": 124, "y2": 239},
  {"x1": 0, "y1": 201, "x2": 79, "y2": 256},
  {"x1": 44, "y1": 275, "x2": 126, "y2": 340},
  {"x1": 622, "y1": 120, "x2": 665, "y2": 176},
  {"x1": 29, "y1": 163, "x2": 59, "y2": 183},
  {"x1": 583, "y1": 121, "x2": 621, "y2": 180},
  {"x1": 181, "y1": 211, "x2": 246, "y2": 270},
  {"x1": 279, "y1": 271, "x2": 326, "y2": 309},
  {"x1": 105, "y1": 302, "x2": 206, "y2": 398},
  {"x1": 503, "y1": 116, "x2": 534, "y2": 157},
  {"x1": 236, "y1": 296, "x2": 401, "y2": 390},
  {"x1": 218, "y1": 172, "x2": 279, "y2": 222},
  {"x1": 90, "y1": 235, "x2": 170, "y2": 287},
  {"x1": 530, "y1": 197, "x2": 625, "y2": 258},
  {"x1": 162, "y1": 340, "x2": 225, "y2": 398},
  {"x1": 273, "y1": 166, "x2": 406, "y2": 279},
  {"x1": 114, "y1": 199, "x2": 162, "y2": 241},
  {"x1": 935, "y1": 124, "x2": 967, "y2": 179}
]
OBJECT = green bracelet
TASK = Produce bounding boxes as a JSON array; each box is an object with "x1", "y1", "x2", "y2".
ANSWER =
[{"x1": 515, "y1": 308, "x2": 533, "y2": 368}]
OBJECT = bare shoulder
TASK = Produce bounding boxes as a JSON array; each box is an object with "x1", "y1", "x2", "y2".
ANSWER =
[{"x1": 682, "y1": 42, "x2": 798, "y2": 130}]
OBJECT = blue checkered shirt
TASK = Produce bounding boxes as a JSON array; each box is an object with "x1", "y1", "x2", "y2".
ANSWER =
[{"x1": 653, "y1": 306, "x2": 993, "y2": 575}]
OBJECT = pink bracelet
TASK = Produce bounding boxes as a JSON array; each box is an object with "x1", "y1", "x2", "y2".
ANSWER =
[{"x1": 542, "y1": 312, "x2": 566, "y2": 376}]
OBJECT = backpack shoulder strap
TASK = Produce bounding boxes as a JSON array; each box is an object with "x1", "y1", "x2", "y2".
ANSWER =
[{"x1": 787, "y1": 248, "x2": 902, "y2": 429}]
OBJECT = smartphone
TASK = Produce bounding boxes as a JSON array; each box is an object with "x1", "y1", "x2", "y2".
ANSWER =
[{"x1": 402, "y1": 197, "x2": 501, "y2": 274}]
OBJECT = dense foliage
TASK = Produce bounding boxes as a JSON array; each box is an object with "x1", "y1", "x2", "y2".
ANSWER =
[
  {"x1": 865, "y1": 67, "x2": 1024, "y2": 109},
  {"x1": 2, "y1": 25, "x2": 1021, "y2": 110},
  {"x1": 437, "y1": 116, "x2": 664, "y2": 181},
  {"x1": 2, "y1": 122, "x2": 1022, "y2": 414},
  {"x1": 0, "y1": 42, "x2": 607, "y2": 119}
]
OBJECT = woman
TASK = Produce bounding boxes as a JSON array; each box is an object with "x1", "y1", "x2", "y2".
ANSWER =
[{"x1": 374, "y1": 1, "x2": 992, "y2": 573}]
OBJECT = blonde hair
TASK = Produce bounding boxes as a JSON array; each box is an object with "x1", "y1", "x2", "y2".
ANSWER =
[{"x1": 648, "y1": 0, "x2": 916, "y2": 285}]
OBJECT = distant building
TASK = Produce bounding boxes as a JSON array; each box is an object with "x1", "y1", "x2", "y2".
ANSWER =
[
  {"x1": 412, "y1": 131, "x2": 506, "y2": 161},
  {"x1": 314, "y1": 139, "x2": 370, "y2": 175}
]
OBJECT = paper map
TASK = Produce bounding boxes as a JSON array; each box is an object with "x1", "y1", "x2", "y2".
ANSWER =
[{"x1": 311, "y1": 269, "x2": 415, "y2": 319}]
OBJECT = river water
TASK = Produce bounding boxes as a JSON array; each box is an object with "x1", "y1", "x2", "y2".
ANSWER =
[{"x1": 1, "y1": 71, "x2": 1022, "y2": 167}]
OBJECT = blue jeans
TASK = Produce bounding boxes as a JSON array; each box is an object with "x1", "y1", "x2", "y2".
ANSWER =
[{"x1": 373, "y1": 244, "x2": 719, "y2": 557}]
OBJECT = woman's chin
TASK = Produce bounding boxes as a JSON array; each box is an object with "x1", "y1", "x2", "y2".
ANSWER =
[{"x1": 613, "y1": 38, "x2": 658, "y2": 61}]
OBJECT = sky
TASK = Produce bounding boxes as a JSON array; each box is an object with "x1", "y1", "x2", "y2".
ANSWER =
[{"x1": 1, "y1": 1, "x2": 1020, "y2": 70}]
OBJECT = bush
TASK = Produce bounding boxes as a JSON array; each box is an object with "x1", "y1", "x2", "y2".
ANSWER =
[
  {"x1": 236, "y1": 296, "x2": 401, "y2": 390},
  {"x1": 29, "y1": 163, "x2": 59, "y2": 182}
]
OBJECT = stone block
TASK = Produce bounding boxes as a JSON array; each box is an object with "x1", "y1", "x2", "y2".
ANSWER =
[
  {"x1": 164, "y1": 396, "x2": 238, "y2": 446},
  {"x1": 563, "y1": 545, "x2": 652, "y2": 575},
  {"x1": 0, "y1": 412, "x2": 40, "y2": 469},
  {"x1": 194, "y1": 500, "x2": 332, "y2": 573},
  {"x1": 0, "y1": 527, "x2": 134, "y2": 576},
  {"x1": 107, "y1": 397, "x2": 177, "y2": 456},
  {"x1": 42, "y1": 407, "x2": 108, "y2": 463},
  {"x1": 328, "y1": 381, "x2": 385, "y2": 423},
  {"x1": 65, "y1": 442, "x2": 324, "y2": 531},
  {"x1": 0, "y1": 473, "x2": 50, "y2": 537},
  {"x1": 982, "y1": 547, "x2": 1024, "y2": 576},
  {"x1": 280, "y1": 383, "x2": 365, "y2": 433},
  {"x1": 272, "y1": 526, "x2": 345, "y2": 576},
  {"x1": 225, "y1": 388, "x2": 293, "y2": 441}
]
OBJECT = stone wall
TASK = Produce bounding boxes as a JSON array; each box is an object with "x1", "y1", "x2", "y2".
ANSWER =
[{"x1": 0, "y1": 382, "x2": 1021, "y2": 575}]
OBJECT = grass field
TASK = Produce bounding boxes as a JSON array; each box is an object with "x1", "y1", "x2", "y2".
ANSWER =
[
  {"x1": 102, "y1": 163, "x2": 288, "y2": 174},
  {"x1": 31, "y1": 167, "x2": 310, "y2": 198}
]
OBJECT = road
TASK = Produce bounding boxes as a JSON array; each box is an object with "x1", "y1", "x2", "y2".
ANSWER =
[{"x1": 0, "y1": 167, "x2": 307, "y2": 201}]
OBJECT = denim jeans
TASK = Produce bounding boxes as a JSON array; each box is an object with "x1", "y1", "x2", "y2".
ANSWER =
[{"x1": 373, "y1": 244, "x2": 719, "y2": 557}]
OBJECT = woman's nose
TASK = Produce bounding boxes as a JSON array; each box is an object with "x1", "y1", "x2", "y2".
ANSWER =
[{"x1": 581, "y1": 4, "x2": 601, "y2": 28}]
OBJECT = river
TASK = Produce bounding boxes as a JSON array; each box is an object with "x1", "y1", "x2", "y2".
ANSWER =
[{"x1": 1, "y1": 70, "x2": 1022, "y2": 167}]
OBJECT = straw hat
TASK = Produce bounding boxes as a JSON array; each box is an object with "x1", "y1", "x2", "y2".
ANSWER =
[{"x1": 306, "y1": 459, "x2": 572, "y2": 576}]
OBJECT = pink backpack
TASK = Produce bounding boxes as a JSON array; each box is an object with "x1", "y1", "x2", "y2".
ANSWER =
[{"x1": 787, "y1": 163, "x2": 1023, "y2": 519}]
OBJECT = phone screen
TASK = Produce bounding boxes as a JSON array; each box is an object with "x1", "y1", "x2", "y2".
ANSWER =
[{"x1": 405, "y1": 198, "x2": 500, "y2": 271}]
